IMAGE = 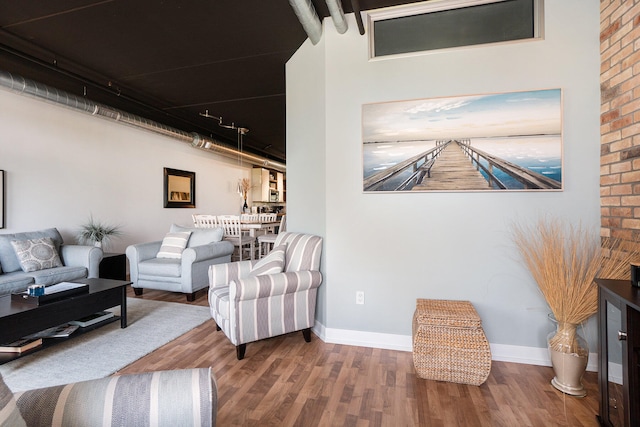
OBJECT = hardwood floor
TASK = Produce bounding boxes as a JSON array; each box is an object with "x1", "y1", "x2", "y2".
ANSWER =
[{"x1": 117, "y1": 288, "x2": 601, "y2": 426}]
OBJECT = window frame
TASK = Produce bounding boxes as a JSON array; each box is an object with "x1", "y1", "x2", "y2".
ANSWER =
[{"x1": 367, "y1": 0, "x2": 545, "y2": 60}]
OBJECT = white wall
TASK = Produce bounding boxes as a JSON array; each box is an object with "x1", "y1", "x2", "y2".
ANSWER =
[
  {"x1": 287, "y1": 0, "x2": 601, "y2": 366},
  {"x1": 0, "y1": 88, "x2": 253, "y2": 254}
]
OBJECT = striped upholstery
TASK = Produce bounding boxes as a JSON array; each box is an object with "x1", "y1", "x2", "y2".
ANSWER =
[
  {"x1": 0, "y1": 373, "x2": 26, "y2": 427},
  {"x1": 208, "y1": 232, "x2": 323, "y2": 352},
  {"x1": 273, "y1": 232, "x2": 322, "y2": 272},
  {"x1": 208, "y1": 260, "x2": 254, "y2": 288},
  {"x1": 13, "y1": 368, "x2": 216, "y2": 427}
]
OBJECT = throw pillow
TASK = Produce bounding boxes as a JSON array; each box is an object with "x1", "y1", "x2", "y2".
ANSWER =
[
  {"x1": 0, "y1": 228, "x2": 64, "y2": 274},
  {"x1": 249, "y1": 244, "x2": 286, "y2": 276},
  {"x1": 0, "y1": 373, "x2": 26, "y2": 427},
  {"x1": 170, "y1": 224, "x2": 224, "y2": 247},
  {"x1": 10, "y1": 237, "x2": 63, "y2": 273},
  {"x1": 156, "y1": 232, "x2": 192, "y2": 259}
]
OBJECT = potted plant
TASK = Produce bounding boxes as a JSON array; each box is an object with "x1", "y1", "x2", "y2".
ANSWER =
[
  {"x1": 511, "y1": 217, "x2": 639, "y2": 397},
  {"x1": 77, "y1": 215, "x2": 122, "y2": 251}
]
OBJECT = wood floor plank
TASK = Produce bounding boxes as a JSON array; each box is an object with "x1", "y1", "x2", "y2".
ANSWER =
[{"x1": 117, "y1": 288, "x2": 601, "y2": 426}]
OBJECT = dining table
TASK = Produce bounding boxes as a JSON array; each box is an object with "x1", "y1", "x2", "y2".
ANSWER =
[{"x1": 240, "y1": 221, "x2": 280, "y2": 237}]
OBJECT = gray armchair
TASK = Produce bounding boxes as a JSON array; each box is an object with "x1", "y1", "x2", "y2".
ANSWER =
[
  {"x1": 126, "y1": 224, "x2": 234, "y2": 301},
  {"x1": 2, "y1": 368, "x2": 217, "y2": 427}
]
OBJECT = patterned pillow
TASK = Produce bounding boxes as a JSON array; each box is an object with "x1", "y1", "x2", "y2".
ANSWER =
[
  {"x1": 249, "y1": 244, "x2": 286, "y2": 276},
  {"x1": 10, "y1": 237, "x2": 63, "y2": 273},
  {"x1": 156, "y1": 232, "x2": 192, "y2": 259},
  {"x1": 0, "y1": 373, "x2": 26, "y2": 427}
]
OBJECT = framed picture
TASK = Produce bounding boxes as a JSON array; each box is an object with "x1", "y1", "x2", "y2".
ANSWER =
[
  {"x1": 362, "y1": 89, "x2": 563, "y2": 192},
  {"x1": 0, "y1": 170, "x2": 4, "y2": 228},
  {"x1": 164, "y1": 168, "x2": 196, "y2": 208}
]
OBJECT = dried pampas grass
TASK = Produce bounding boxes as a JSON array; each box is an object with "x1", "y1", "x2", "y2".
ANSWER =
[
  {"x1": 512, "y1": 217, "x2": 640, "y2": 327},
  {"x1": 240, "y1": 178, "x2": 251, "y2": 198}
]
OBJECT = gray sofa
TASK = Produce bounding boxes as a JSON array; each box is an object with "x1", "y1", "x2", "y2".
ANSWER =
[
  {"x1": 0, "y1": 228, "x2": 103, "y2": 296},
  {"x1": 126, "y1": 224, "x2": 235, "y2": 301}
]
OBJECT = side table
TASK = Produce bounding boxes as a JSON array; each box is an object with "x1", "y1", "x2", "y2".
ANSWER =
[{"x1": 99, "y1": 253, "x2": 127, "y2": 280}]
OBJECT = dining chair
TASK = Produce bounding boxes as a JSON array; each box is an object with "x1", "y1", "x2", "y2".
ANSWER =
[
  {"x1": 240, "y1": 213, "x2": 259, "y2": 223},
  {"x1": 257, "y1": 213, "x2": 278, "y2": 234},
  {"x1": 257, "y1": 214, "x2": 286, "y2": 258},
  {"x1": 217, "y1": 215, "x2": 255, "y2": 260},
  {"x1": 193, "y1": 214, "x2": 218, "y2": 228}
]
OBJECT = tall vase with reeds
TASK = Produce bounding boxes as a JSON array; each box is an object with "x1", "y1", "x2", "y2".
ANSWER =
[
  {"x1": 240, "y1": 178, "x2": 250, "y2": 213},
  {"x1": 512, "y1": 217, "x2": 639, "y2": 397}
]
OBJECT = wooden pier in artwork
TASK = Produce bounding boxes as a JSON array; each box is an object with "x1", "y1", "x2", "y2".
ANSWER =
[
  {"x1": 363, "y1": 139, "x2": 561, "y2": 192},
  {"x1": 412, "y1": 140, "x2": 489, "y2": 191}
]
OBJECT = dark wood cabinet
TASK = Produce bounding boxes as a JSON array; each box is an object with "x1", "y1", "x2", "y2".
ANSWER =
[
  {"x1": 596, "y1": 279, "x2": 640, "y2": 427},
  {"x1": 99, "y1": 253, "x2": 126, "y2": 281}
]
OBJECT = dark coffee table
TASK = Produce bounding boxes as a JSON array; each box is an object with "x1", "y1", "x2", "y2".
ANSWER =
[{"x1": 0, "y1": 278, "x2": 130, "y2": 360}]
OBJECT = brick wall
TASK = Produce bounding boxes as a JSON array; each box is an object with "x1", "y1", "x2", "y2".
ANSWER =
[{"x1": 601, "y1": 0, "x2": 640, "y2": 242}]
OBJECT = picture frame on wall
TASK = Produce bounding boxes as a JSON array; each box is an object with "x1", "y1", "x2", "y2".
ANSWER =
[
  {"x1": 362, "y1": 88, "x2": 563, "y2": 192},
  {"x1": 164, "y1": 168, "x2": 196, "y2": 208},
  {"x1": 0, "y1": 170, "x2": 4, "y2": 228}
]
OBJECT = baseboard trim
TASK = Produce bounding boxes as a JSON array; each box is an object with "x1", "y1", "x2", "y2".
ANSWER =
[{"x1": 312, "y1": 323, "x2": 599, "y2": 372}]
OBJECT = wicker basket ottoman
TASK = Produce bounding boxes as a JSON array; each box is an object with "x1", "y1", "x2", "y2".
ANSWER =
[{"x1": 412, "y1": 299, "x2": 491, "y2": 386}]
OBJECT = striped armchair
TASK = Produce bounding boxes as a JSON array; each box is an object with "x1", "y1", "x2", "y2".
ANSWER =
[
  {"x1": 208, "y1": 232, "x2": 323, "y2": 360},
  {"x1": 1, "y1": 368, "x2": 217, "y2": 427}
]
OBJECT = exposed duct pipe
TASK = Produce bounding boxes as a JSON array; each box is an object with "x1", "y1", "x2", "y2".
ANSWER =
[
  {"x1": 351, "y1": 0, "x2": 365, "y2": 35},
  {"x1": 326, "y1": 0, "x2": 348, "y2": 34},
  {"x1": 0, "y1": 70, "x2": 286, "y2": 172},
  {"x1": 288, "y1": 0, "x2": 323, "y2": 45}
]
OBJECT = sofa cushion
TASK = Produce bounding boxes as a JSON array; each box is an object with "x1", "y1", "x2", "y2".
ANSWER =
[
  {"x1": 138, "y1": 258, "x2": 182, "y2": 278},
  {"x1": 30, "y1": 266, "x2": 88, "y2": 286},
  {"x1": 0, "y1": 228, "x2": 64, "y2": 273},
  {"x1": 0, "y1": 373, "x2": 27, "y2": 427},
  {"x1": 11, "y1": 237, "x2": 63, "y2": 273},
  {"x1": 157, "y1": 232, "x2": 191, "y2": 259},
  {"x1": 250, "y1": 244, "x2": 286, "y2": 276},
  {"x1": 170, "y1": 224, "x2": 223, "y2": 247},
  {"x1": 0, "y1": 272, "x2": 35, "y2": 294}
]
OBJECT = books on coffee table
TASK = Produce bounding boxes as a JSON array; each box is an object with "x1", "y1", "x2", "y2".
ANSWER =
[
  {"x1": 69, "y1": 311, "x2": 114, "y2": 327},
  {"x1": 26, "y1": 324, "x2": 79, "y2": 339},
  {"x1": 0, "y1": 337, "x2": 43, "y2": 353}
]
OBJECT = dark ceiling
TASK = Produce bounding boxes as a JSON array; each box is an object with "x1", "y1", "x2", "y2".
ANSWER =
[{"x1": 0, "y1": 1, "x2": 418, "y2": 164}]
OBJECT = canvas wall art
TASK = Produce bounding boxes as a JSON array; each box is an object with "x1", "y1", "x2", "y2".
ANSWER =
[{"x1": 362, "y1": 89, "x2": 562, "y2": 192}]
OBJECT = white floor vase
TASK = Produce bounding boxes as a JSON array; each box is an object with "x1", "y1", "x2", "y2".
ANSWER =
[{"x1": 547, "y1": 319, "x2": 589, "y2": 397}]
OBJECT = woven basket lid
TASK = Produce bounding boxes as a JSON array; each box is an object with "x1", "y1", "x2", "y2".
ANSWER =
[{"x1": 414, "y1": 299, "x2": 482, "y2": 328}]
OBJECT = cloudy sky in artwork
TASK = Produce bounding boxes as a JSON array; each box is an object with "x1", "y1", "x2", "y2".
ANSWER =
[{"x1": 362, "y1": 89, "x2": 561, "y2": 143}]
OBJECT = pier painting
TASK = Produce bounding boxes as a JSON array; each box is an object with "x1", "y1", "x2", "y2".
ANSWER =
[{"x1": 362, "y1": 89, "x2": 562, "y2": 192}]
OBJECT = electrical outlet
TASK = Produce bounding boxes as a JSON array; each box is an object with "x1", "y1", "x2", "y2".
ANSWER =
[{"x1": 356, "y1": 291, "x2": 365, "y2": 305}]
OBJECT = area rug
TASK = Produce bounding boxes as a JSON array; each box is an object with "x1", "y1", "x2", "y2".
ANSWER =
[{"x1": 0, "y1": 297, "x2": 211, "y2": 392}]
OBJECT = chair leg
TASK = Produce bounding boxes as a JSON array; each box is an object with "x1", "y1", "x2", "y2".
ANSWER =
[
  {"x1": 186, "y1": 292, "x2": 196, "y2": 302},
  {"x1": 133, "y1": 287, "x2": 143, "y2": 296},
  {"x1": 302, "y1": 328, "x2": 311, "y2": 343},
  {"x1": 236, "y1": 344, "x2": 246, "y2": 360}
]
